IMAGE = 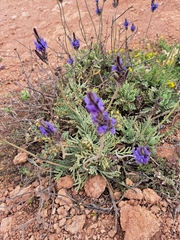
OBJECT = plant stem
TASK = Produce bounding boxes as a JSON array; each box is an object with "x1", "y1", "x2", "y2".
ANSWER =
[
  {"x1": 84, "y1": 0, "x2": 98, "y2": 40},
  {"x1": 75, "y1": 0, "x2": 87, "y2": 45},
  {"x1": 106, "y1": 83, "x2": 120, "y2": 111},
  {"x1": 156, "y1": 100, "x2": 180, "y2": 129},
  {"x1": 56, "y1": 0, "x2": 69, "y2": 52},
  {"x1": 0, "y1": 136, "x2": 68, "y2": 168}
]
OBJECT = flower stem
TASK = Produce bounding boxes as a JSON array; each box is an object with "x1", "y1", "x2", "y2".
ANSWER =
[
  {"x1": 83, "y1": 135, "x2": 105, "y2": 171},
  {"x1": 84, "y1": 0, "x2": 98, "y2": 40},
  {"x1": 106, "y1": 83, "x2": 120, "y2": 112},
  {"x1": 156, "y1": 99, "x2": 180, "y2": 130}
]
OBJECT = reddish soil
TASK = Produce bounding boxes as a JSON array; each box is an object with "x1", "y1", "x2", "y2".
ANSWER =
[
  {"x1": 0, "y1": 0, "x2": 180, "y2": 240},
  {"x1": 1, "y1": 0, "x2": 180, "y2": 95}
]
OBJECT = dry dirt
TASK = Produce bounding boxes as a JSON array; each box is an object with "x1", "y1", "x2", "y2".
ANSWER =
[{"x1": 0, "y1": 0, "x2": 180, "y2": 239}]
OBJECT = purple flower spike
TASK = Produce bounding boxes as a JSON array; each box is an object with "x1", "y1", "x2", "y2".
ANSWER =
[
  {"x1": 39, "y1": 120, "x2": 56, "y2": 137},
  {"x1": 84, "y1": 92, "x2": 116, "y2": 135},
  {"x1": 123, "y1": 19, "x2": 129, "y2": 30},
  {"x1": 133, "y1": 146, "x2": 150, "y2": 164},
  {"x1": 131, "y1": 24, "x2": 136, "y2": 32},
  {"x1": 84, "y1": 92, "x2": 104, "y2": 116},
  {"x1": 33, "y1": 28, "x2": 48, "y2": 63},
  {"x1": 67, "y1": 56, "x2": 74, "y2": 65},
  {"x1": 95, "y1": 0, "x2": 102, "y2": 16},
  {"x1": 97, "y1": 125, "x2": 108, "y2": 135},
  {"x1": 71, "y1": 39, "x2": 80, "y2": 50},
  {"x1": 95, "y1": 7, "x2": 102, "y2": 15},
  {"x1": 151, "y1": 1, "x2": 158, "y2": 12},
  {"x1": 34, "y1": 38, "x2": 47, "y2": 53},
  {"x1": 70, "y1": 33, "x2": 80, "y2": 50},
  {"x1": 111, "y1": 56, "x2": 128, "y2": 85}
]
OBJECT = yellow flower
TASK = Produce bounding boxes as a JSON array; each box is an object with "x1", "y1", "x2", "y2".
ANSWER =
[
  {"x1": 167, "y1": 81, "x2": 175, "y2": 88},
  {"x1": 167, "y1": 59, "x2": 174, "y2": 65},
  {"x1": 134, "y1": 53, "x2": 139, "y2": 58},
  {"x1": 145, "y1": 52, "x2": 153, "y2": 59},
  {"x1": 108, "y1": 50, "x2": 112, "y2": 55},
  {"x1": 128, "y1": 67, "x2": 133, "y2": 72}
]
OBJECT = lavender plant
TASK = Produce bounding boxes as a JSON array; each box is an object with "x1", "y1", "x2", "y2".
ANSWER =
[{"x1": 1, "y1": 0, "x2": 180, "y2": 195}]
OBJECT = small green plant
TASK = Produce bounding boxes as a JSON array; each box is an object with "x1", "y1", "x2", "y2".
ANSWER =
[{"x1": 20, "y1": 89, "x2": 30, "y2": 101}]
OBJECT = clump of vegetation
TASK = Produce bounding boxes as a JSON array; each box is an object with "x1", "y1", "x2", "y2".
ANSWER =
[{"x1": 0, "y1": 0, "x2": 179, "y2": 199}]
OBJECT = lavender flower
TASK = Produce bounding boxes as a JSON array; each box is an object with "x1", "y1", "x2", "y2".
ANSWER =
[
  {"x1": 67, "y1": 56, "x2": 74, "y2": 65},
  {"x1": 131, "y1": 24, "x2": 136, "y2": 32},
  {"x1": 84, "y1": 92, "x2": 104, "y2": 117},
  {"x1": 133, "y1": 146, "x2": 150, "y2": 164},
  {"x1": 33, "y1": 28, "x2": 48, "y2": 63},
  {"x1": 123, "y1": 19, "x2": 129, "y2": 30},
  {"x1": 151, "y1": 1, "x2": 158, "y2": 12},
  {"x1": 95, "y1": 0, "x2": 102, "y2": 16},
  {"x1": 111, "y1": 57, "x2": 123, "y2": 73},
  {"x1": 34, "y1": 38, "x2": 47, "y2": 52},
  {"x1": 70, "y1": 33, "x2": 80, "y2": 50},
  {"x1": 111, "y1": 56, "x2": 129, "y2": 85},
  {"x1": 96, "y1": 7, "x2": 103, "y2": 15},
  {"x1": 84, "y1": 92, "x2": 116, "y2": 135},
  {"x1": 39, "y1": 120, "x2": 56, "y2": 137}
]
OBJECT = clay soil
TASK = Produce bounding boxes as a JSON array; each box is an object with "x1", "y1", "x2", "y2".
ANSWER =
[{"x1": 0, "y1": 0, "x2": 180, "y2": 240}]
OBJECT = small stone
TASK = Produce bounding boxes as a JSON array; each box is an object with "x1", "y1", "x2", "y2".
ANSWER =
[
  {"x1": 55, "y1": 188, "x2": 73, "y2": 206},
  {"x1": 143, "y1": 188, "x2": 161, "y2": 205},
  {"x1": 124, "y1": 188, "x2": 143, "y2": 201},
  {"x1": 113, "y1": 191, "x2": 121, "y2": 201},
  {"x1": 11, "y1": 15, "x2": 17, "y2": 20},
  {"x1": 84, "y1": 175, "x2": 106, "y2": 198},
  {"x1": 56, "y1": 175, "x2": 74, "y2": 190},
  {"x1": 9, "y1": 185, "x2": 20, "y2": 198},
  {"x1": 0, "y1": 203, "x2": 6, "y2": 212},
  {"x1": 13, "y1": 152, "x2": 28, "y2": 165},
  {"x1": 58, "y1": 218, "x2": 66, "y2": 227},
  {"x1": 66, "y1": 215, "x2": 86, "y2": 234},
  {"x1": 125, "y1": 178, "x2": 134, "y2": 186},
  {"x1": 0, "y1": 216, "x2": 14, "y2": 233},
  {"x1": 57, "y1": 206, "x2": 68, "y2": 219},
  {"x1": 9, "y1": 185, "x2": 34, "y2": 204},
  {"x1": 53, "y1": 223, "x2": 60, "y2": 234}
]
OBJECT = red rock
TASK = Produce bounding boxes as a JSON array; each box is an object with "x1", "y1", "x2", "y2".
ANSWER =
[
  {"x1": 125, "y1": 178, "x2": 134, "y2": 186},
  {"x1": 143, "y1": 188, "x2": 161, "y2": 205},
  {"x1": 66, "y1": 215, "x2": 86, "y2": 234},
  {"x1": 84, "y1": 175, "x2": 106, "y2": 198},
  {"x1": 120, "y1": 203, "x2": 160, "y2": 240},
  {"x1": 0, "y1": 216, "x2": 14, "y2": 233},
  {"x1": 9, "y1": 185, "x2": 34, "y2": 204},
  {"x1": 124, "y1": 188, "x2": 143, "y2": 201},
  {"x1": 56, "y1": 175, "x2": 74, "y2": 190},
  {"x1": 13, "y1": 152, "x2": 28, "y2": 165},
  {"x1": 55, "y1": 188, "x2": 73, "y2": 206}
]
